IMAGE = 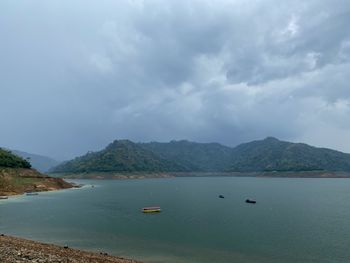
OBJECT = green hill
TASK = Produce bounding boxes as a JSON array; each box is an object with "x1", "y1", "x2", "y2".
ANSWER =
[
  {"x1": 228, "y1": 137, "x2": 350, "y2": 172},
  {"x1": 0, "y1": 148, "x2": 31, "y2": 169},
  {"x1": 139, "y1": 140, "x2": 232, "y2": 172},
  {"x1": 51, "y1": 139, "x2": 187, "y2": 173},
  {"x1": 50, "y1": 137, "x2": 350, "y2": 175}
]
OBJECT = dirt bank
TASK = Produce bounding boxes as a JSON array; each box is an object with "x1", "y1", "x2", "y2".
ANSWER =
[{"x1": 0, "y1": 168, "x2": 73, "y2": 196}]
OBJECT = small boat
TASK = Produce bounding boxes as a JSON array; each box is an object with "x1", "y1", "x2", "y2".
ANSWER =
[
  {"x1": 26, "y1": 192, "x2": 39, "y2": 196},
  {"x1": 142, "y1": 206, "x2": 161, "y2": 213},
  {"x1": 245, "y1": 199, "x2": 256, "y2": 204},
  {"x1": 0, "y1": 196, "x2": 8, "y2": 200},
  {"x1": 219, "y1": 195, "x2": 225, "y2": 198},
  {"x1": 72, "y1": 185, "x2": 80, "y2": 188}
]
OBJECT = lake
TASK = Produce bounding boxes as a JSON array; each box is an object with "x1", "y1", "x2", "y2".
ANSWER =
[{"x1": 1, "y1": 177, "x2": 350, "y2": 263}]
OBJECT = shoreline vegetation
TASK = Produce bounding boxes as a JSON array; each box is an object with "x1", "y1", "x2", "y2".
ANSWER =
[
  {"x1": 53, "y1": 170, "x2": 350, "y2": 180},
  {"x1": 0, "y1": 234, "x2": 139, "y2": 263}
]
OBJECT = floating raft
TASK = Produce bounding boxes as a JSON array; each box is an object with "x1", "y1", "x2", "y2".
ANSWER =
[
  {"x1": 142, "y1": 206, "x2": 161, "y2": 213},
  {"x1": 26, "y1": 192, "x2": 39, "y2": 196}
]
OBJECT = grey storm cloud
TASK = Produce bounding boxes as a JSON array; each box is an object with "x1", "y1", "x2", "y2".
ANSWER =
[{"x1": 0, "y1": 0, "x2": 350, "y2": 159}]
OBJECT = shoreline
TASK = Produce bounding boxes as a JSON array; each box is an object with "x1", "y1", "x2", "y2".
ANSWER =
[
  {"x1": 0, "y1": 183, "x2": 77, "y2": 198},
  {"x1": 0, "y1": 182, "x2": 84, "y2": 200},
  {"x1": 0, "y1": 167, "x2": 74, "y2": 197},
  {"x1": 0, "y1": 234, "x2": 140, "y2": 263},
  {"x1": 1, "y1": 187, "x2": 70, "y2": 198},
  {"x1": 53, "y1": 170, "x2": 350, "y2": 180}
]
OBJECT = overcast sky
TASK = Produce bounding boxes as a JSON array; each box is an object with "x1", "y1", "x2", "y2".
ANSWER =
[{"x1": 1, "y1": 0, "x2": 350, "y2": 160}]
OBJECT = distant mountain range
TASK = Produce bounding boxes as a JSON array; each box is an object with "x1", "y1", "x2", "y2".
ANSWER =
[
  {"x1": 50, "y1": 137, "x2": 350, "y2": 174},
  {"x1": 11, "y1": 150, "x2": 60, "y2": 173}
]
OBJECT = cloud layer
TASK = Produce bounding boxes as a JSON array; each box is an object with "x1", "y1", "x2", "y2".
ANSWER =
[{"x1": 1, "y1": 0, "x2": 350, "y2": 159}]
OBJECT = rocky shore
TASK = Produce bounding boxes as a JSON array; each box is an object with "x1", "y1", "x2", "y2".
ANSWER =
[
  {"x1": 0, "y1": 168, "x2": 73, "y2": 196},
  {"x1": 0, "y1": 235, "x2": 140, "y2": 263}
]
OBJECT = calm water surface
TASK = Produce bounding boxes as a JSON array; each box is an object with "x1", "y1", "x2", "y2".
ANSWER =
[{"x1": 1, "y1": 177, "x2": 350, "y2": 263}]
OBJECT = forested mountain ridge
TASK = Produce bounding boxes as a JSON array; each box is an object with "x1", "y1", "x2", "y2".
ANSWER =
[
  {"x1": 51, "y1": 140, "x2": 188, "y2": 173},
  {"x1": 50, "y1": 137, "x2": 350, "y2": 174},
  {"x1": 228, "y1": 137, "x2": 350, "y2": 172},
  {"x1": 139, "y1": 140, "x2": 233, "y2": 172}
]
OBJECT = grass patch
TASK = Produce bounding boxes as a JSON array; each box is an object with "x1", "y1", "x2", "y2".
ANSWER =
[{"x1": 10, "y1": 177, "x2": 39, "y2": 187}]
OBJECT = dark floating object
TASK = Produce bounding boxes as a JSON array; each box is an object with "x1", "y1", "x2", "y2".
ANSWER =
[
  {"x1": 142, "y1": 206, "x2": 161, "y2": 213},
  {"x1": 219, "y1": 195, "x2": 225, "y2": 198},
  {"x1": 0, "y1": 196, "x2": 8, "y2": 200},
  {"x1": 26, "y1": 192, "x2": 39, "y2": 196},
  {"x1": 64, "y1": 245, "x2": 69, "y2": 249},
  {"x1": 245, "y1": 199, "x2": 256, "y2": 204}
]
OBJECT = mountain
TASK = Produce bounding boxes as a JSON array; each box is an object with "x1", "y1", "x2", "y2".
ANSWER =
[
  {"x1": 11, "y1": 150, "x2": 60, "y2": 173},
  {"x1": 139, "y1": 140, "x2": 233, "y2": 171},
  {"x1": 50, "y1": 137, "x2": 350, "y2": 175},
  {"x1": 228, "y1": 137, "x2": 350, "y2": 172},
  {"x1": 0, "y1": 148, "x2": 31, "y2": 169},
  {"x1": 51, "y1": 139, "x2": 187, "y2": 173}
]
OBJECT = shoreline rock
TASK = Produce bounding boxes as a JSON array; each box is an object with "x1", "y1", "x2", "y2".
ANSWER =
[{"x1": 0, "y1": 234, "x2": 140, "y2": 263}]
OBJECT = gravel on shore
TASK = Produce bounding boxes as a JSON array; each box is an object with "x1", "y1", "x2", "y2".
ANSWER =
[{"x1": 0, "y1": 234, "x2": 140, "y2": 263}]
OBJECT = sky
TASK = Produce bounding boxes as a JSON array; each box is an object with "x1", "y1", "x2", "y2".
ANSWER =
[{"x1": 1, "y1": 0, "x2": 350, "y2": 160}]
